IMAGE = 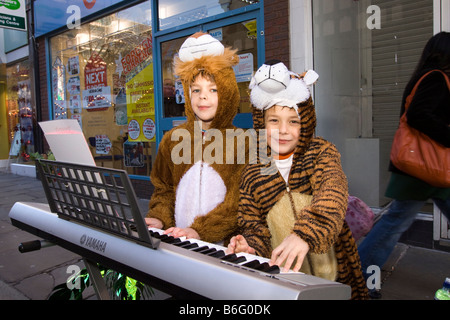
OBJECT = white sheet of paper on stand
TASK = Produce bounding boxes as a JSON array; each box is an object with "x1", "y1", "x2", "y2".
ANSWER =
[{"x1": 39, "y1": 119, "x2": 96, "y2": 166}]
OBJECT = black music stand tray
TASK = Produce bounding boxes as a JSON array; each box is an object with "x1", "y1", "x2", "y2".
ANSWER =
[{"x1": 36, "y1": 160, "x2": 160, "y2": 299}]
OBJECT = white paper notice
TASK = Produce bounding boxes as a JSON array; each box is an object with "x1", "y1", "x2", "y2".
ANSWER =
[{"x1": 39, "y1": 119, "x2": 96, "y2": 166}]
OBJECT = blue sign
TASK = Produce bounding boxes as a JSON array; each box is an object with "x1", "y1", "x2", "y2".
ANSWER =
[{"x1": 33, "y1": 0, "x2": 127, "y2": 37}]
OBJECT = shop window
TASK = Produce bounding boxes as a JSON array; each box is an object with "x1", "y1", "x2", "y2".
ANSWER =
[
  {"x1": 4, "y1": 29, "x2": 28, "y2": 53},
  {"x1": 161, "y1": 19, "x2": 258, "y2": 118},
  {"x1": 217, "y1": 21, "x2": 258, "y2": 115},
  {"x1": 158, "y1": 0, "x2": 259, "y2": 30},
  {"x1": 49, "y1": 1, "x2": 154, "y2": 175},
  {"x1": 6, "y1": 60, "x2": 33, "y2": 163}
]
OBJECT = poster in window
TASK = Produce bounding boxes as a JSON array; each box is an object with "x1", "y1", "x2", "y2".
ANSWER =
[
  {"x1": 69, "y1": 95, "x2": 81, "y2": 113},
  {"x1": 52, "y1": 57, "x2": 65, "y2": 101},
  {"x1": 126, "y1": 63, "x2": 155, "y2": 142},
  {"x1": 54, "y1": 100, "x2": 67, "y2": 120},
  {"x1": 175, "y1": 79, "x2": 185, "y2": 104},
  {"x1": 142, "y1": 118, "x2": 155, "y2": 140},
  {"x1": 67, "y1": 76, "x2": 80, "y2": 95},
  {"x1": 127, "y1": 119, "x2": 140, "y2": 140},
  {"x1": 68, "y1": 56, "x2": 80, "y2": 75},
  {"x1": 95, "y1": 135, "x2": 112, "y2": 155},
  {"x1": 115, "y1": 87, "x2": 127, "y2": 126},
  {"x1": 233, "y1": 53, "x2": 254, "y2": 83},
  {"x1": 124, "y1": 140, "x2": 144, "y2": 167},
  {"x1": 83, "y1": 52, "x2": 110, "y2": 111},
  {"x1": 72, "y1": 114, "x2": 82, "y2": 128},
  {"x1": 82, "y1": 86, "x2": 112, "y2": 109}
]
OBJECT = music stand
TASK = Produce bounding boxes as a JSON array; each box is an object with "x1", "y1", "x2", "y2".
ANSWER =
[{"x1": 36, "y1": 159, "x2": 159, "y2": 250}]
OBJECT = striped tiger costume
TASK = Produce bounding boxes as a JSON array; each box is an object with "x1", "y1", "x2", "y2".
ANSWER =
[{"x1": 238, "y1": 61, "x2": 368, "y2": 300}]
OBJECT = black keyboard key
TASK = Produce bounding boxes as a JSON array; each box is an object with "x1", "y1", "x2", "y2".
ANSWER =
[
  {"x1": 208, "y1": 250, "x2": 225, "y2": 258},
  {"x1": 221, "y1": 254, "x2": 237, "y2": 261},
  {"x1": 181, "y1": 243, "x2": 199, "y2": 249},
  {"x1": 265, "y1": 265, "x2": 281, "y2": 274},
  {"x1": 230, "y1": 256, "x2": 247, "y2": 264},
  {"x1": 173, "y1": 240, "x2": 191, "y2": 247},
  {"x1": 158, "y1": 234, "x2": 170, "y2": 241},
  {"x1": 242, "y1": 260, "x2": 261, "y2": 269},
  {"x1": 150, "y1": 231, "x2": 165, "y2": 239},
  {"x1": 192, "y1": 246, "x2": 209, "y2": 252},
  {"x1": 164, "y1": 236, "x2": 181, "y2": 244},
  {"x1": 245, "y1": 261, "x2": 280, "y2": 274},
  {"x1": 255, "y1": 262, "x2": 270, "y2": 271},
  {"x1": 198, "y1": 248, "x2": 217, "y2": 255}
]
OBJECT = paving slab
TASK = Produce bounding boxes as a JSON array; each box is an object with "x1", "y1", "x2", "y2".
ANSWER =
[
  {"x1": 0, "y1": 279, "x2": 29, "y2": 300},
  {"x1": 380, "y1": 245, "x2": 450, "y2": 300}
]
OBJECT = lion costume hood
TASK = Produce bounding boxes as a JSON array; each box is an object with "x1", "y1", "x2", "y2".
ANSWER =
[{"x1": 174, "y1": 32, "x2": 240, "y2": 129}]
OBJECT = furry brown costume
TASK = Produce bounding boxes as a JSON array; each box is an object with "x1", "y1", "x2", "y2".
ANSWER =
[
  {"x1": 238, "y1": 61, "x2": 368, "y2": 299},
  {"x1": 146, "y1": 33, "x2": 247, "y2": 243}
]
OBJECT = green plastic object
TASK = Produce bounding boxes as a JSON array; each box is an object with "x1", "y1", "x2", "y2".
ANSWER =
[{"x1": 435, "y1": 278, "x2": 450, "y2": 300}]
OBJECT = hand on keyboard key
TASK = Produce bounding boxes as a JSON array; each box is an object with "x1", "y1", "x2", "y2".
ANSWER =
[
  {"x1": 165, "y1": 227, "x2": 200, "y2": 239},
  {"x1": 149, "y1": 228, "x2": 281, "y2": 274}
]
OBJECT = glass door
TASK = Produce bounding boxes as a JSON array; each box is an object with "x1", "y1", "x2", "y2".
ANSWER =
[{"x1": 154, "y1": 10, "x2": 263, "y2": 145}]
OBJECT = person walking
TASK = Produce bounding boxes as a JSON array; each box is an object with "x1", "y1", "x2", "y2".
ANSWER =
[{"x1": 358, "y1": 31, "x2": 450, "y2": 299}]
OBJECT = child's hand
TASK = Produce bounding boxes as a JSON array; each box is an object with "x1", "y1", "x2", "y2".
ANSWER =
[
  {"x1": 270, "y1": 233, "x2": 309, "y2": 272},
  {"x1": 145, "y1": 217, "x2": 163, "y2": 229},
  {"x1": 165, "y1": 227, "x2": 200, "y2": 240},
  {"x1": 227, "y1": 235, "x2": 255, "y2": 255}
]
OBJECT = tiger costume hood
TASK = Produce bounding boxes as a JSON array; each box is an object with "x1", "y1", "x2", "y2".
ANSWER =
[
  {"x1": 237, "y1": 61, "x2": 368, "y2": 299},
  {"x1": 249, "y1": 60, "x2": 319, "y2": 157}
]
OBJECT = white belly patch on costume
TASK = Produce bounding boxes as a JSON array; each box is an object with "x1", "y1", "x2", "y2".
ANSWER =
[{"x1": 175, "y1": 161, "x2": 227, "y2": 228}]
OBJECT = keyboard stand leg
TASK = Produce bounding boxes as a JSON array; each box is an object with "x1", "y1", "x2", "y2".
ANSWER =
[{"x1": 83, "y1": 258, "x2": 110, "y2": 300}]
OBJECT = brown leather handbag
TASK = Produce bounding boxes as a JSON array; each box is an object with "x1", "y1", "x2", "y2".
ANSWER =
[{"x1": 390, "y1": 70, "x2": 450, "y2": 188}]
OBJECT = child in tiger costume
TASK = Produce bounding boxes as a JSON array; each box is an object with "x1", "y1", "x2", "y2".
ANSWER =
[{"x1": 228, "y1": 60, "x2": 368, "y2": 300}]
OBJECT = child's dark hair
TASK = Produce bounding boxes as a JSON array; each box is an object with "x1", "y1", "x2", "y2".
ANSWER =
[{"x1": 192, "y1": 70, "x2": 216, "y2": 84}]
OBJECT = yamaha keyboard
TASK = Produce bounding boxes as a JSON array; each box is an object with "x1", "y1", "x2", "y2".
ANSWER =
[{"x1": 8, "y1": 160, "x2": 351, "y2": 300}]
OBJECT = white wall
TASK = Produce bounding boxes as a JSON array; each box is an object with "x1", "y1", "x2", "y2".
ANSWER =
[
  {"x1": 290, "y1": 0, "x2": 383, "y2": 206},
  {"x1": 289, "y1": 0, "x2": 313, "y2": 72}
]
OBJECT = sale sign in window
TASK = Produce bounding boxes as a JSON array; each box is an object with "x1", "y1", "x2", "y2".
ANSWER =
[
  {"x1": 82, "y1": 53, "x2": 111, "y2": 111},
  {"x1": 126, "y1": 63, "x2": 155, "y2": 142}
]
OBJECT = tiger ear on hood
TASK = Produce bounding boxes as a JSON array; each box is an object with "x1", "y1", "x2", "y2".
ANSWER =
[{"x1": 302, "y1": 70, "x2": 319, "y2": 86}]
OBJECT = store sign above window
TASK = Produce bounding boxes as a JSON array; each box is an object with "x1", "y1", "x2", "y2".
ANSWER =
[
  {"x1": 33, "y1": 0, "x2": 126, "y2": 37},
  {"x1": 0, "y1": 0, "x2": 27, "y2": 31},
  {"x1": 121, "y1": 37, "x2": 153, "y2": 76}
]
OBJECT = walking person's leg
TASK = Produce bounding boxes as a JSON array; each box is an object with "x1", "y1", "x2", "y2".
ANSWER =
[{"x1": 358, "y1": 200, "x2": 425, "y2": 278}]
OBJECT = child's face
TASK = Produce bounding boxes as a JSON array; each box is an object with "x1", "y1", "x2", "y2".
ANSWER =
[
  {"x1": 264, "y1": 105, "x2": 301, "y2": 157},
  {"x1": 190, "y1": 75, "x2": 218, "y2": 130}
]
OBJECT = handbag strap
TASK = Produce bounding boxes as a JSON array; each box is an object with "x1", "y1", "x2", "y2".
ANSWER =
[{"x1": 404, "y1": 69, "x2": 450, "y2": 113}]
